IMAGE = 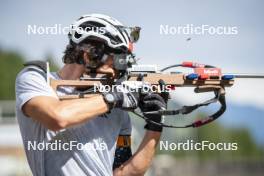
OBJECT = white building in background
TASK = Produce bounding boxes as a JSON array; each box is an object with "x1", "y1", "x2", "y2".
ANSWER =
[{"x1": 0, "y1": 100, "x2": 31, "y2": 175}]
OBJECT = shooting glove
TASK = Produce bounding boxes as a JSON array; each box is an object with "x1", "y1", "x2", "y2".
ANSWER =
[
  {"x1": 139, "y1": 93, "x2": 166, "y2": 132},
  {"x1": 102, "y1": 86, "x2": 139, "y2": 111}
]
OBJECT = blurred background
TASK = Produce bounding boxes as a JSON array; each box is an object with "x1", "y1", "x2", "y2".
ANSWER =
[{"x1": 0, "y1": 0, "x2": 263, "y2": 175}]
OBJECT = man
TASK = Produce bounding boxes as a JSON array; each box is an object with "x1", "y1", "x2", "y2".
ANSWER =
[{"x1": 16, "y1": 14, "x2": 166, "y2": 176}]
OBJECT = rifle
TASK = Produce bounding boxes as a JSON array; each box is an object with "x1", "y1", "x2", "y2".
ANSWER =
[{"x1": 49, "y1": 61, "x2": 264, "y2": 128}]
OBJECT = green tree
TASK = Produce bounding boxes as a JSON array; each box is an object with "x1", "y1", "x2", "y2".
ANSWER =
[
  {"x1": 0, "y1": 49, "x2": 24, "y2": 100},
  {"x1": 0, "y1": 49, "x2": 59, "y2": 100}
]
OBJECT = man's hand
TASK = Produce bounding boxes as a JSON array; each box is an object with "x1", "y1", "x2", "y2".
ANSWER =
[
  {"x1": 102, "y1": 86, "x2": 139, "y2": 110},
  {"x1": 139, "y1": 93, "x2": 166, "y2": 132}
]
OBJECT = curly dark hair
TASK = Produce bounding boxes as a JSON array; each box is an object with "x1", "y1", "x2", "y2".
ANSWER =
[
  {"x1": 62, "y1": 43, "x2": 85, "y2": 64},
  {"x1": 62, "y1": 39, "x2": 106, "y2": 64}
]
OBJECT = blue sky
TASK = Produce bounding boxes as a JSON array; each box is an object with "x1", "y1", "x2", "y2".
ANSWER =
[{"x1": 1, "y1": 0, "x2": 264, "y2": 108}]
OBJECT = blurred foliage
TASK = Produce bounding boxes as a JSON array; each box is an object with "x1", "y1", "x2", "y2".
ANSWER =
[
  {"x1": 0, "y1": 48, "x2": 59, "y2": 100},
  {"x1": 45, "y1": 52, "x2": 59, "y2": 72},
  {"x1": 0, "y1": 49, "x2": 24, "y2": 100},
  {"x1": 157, "y1": 112, "x2": 264, "y2": 160},
  {"x1": 194, "y1": 121, "x2": 264, "y2": 160},
  {"x1": 130, "y1": 101, "x2": 264, "y2": 160}
]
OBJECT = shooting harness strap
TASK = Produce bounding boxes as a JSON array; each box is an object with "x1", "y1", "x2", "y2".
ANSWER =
[
  {"x1": 133, "y1": 85, "x2": 226, "y2": 128},
  {"x1": 131, "y1": 63, "x2": 228, "y2": 128}
]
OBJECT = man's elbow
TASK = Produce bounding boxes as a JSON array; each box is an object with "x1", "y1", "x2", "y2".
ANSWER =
[
  {"x1": 48, "y1": 118, "x2": 67, "y2": 131},
  {"x1": 130, "y1": 166, "x2": 146, "y2": 176},
  {"x1": 45, "y1": 110, "x2": 68, "y2": 131},
  {"x1": 114, "y1": 165, "x2": 146, "y2": 176},
  {"x1": 125, "y1": 161, "x2": 148, "y2": 176}
]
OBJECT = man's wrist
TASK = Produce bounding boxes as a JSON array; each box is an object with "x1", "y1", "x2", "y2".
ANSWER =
[
  {"x1": 98, "y1": 95, "x2": 111, "y2": 112},
  {"x1": 144, "y1": 123, "x2": 163, "y2": 132},
  {"x1": 144, "y1": 130, "x2": 162, "y2": 138},
  {"x1": 102, "y1": 92, "x2": 116, "y2": 110}
]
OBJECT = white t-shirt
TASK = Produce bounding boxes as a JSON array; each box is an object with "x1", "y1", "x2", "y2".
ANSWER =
[{"x1": 15, "y1": 66, "x2": 131, "y2": 176}]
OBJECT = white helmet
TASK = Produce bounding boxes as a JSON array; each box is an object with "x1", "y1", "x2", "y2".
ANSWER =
[{"x1": 68, "y1": 14, "x2": 140, "y2": 52}]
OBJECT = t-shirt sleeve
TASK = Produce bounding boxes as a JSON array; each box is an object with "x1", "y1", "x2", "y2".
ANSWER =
[
  {"x1": 15, "y1": 67, "x2": 58, "y2": 111},
  {"x1": 119, "y1": 111, "x2": 132, "y2": 135}
]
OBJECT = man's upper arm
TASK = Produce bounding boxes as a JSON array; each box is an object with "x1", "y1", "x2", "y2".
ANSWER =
[{"x1": 16, "y1": 68, "x2": 58, "y2": 118}]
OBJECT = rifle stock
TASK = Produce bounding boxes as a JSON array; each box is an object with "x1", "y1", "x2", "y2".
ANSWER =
[
  {"x1": 48, "y1": 62, "x2": 264, "y2": 128},
  {"x1": 50, "y1": 73, "x2": 234, "y2": 100}
]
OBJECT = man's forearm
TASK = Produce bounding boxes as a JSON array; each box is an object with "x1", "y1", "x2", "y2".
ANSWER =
[
  {"x1": 114, "y1": 131, "x2": 161, "y2": 176},
  {"x1": 53, "y1": 95, "x2": 109, "y2": 129},
  {"x1": 24, "y1": 95, "x2": 109, "y2": 130}
]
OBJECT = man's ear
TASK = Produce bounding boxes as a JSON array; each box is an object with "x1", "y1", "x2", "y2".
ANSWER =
[{"x1": 83, "y1": 51, "x2": 90, "y2": 64}]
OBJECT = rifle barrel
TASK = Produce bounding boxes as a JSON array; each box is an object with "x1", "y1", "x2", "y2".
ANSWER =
[{"x1": 226, "y1": 73, "x2": 264, "y2": 79}]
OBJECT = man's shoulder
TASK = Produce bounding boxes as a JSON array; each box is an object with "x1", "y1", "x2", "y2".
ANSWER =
[
  {"x1": 15, "y1": 66, "x2": 56, "y2": 96},
  {"x1": 16, "y1": 66, "x2": 47, "y2": 85},
  {"x1": 15, "y1": 66, "x2": 57, "y2": 111}
]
